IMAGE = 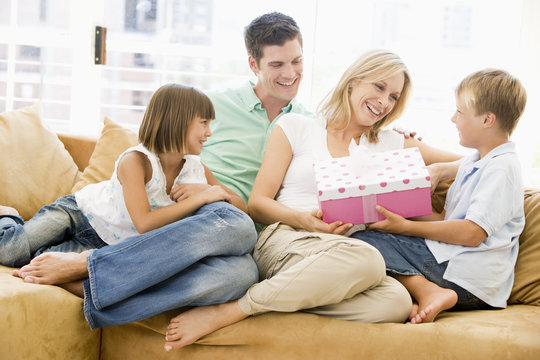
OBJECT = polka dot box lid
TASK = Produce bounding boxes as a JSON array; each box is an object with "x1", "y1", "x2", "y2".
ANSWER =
[{"x1": 315, "y1": 147, "x2": 431, "y2": 201}]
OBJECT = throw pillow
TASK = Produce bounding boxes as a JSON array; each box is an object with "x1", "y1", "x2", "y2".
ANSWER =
[
  {"x1": 71, "y1": 117, "x2": 138, "y2": 192},
  {"x1": 0, "y1": 102, "x2": 79, "y2": 220}
]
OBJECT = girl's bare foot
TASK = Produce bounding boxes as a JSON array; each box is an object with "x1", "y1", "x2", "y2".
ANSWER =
[
  {"x1": 13, "y1": 251, "x2": 89, "y2": 285},
  {"x1": 164, "y1": 301, "x2": 248, "y2": 351},
  {"x1": 0, "y1": 205, "x2": 19, "y2": 217}
]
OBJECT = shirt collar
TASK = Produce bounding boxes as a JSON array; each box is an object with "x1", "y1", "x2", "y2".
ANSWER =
[
  {"x1": 470, "y1": 141, "x2": 516, "y2": 170},
  {"x1": 239, "y1": 80, "x2": 296, "y2": 114}
]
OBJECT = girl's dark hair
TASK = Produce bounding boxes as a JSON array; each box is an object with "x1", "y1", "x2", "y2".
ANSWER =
[{"x1": 139, "y1": 84, "x2": 215, "y2": 153}]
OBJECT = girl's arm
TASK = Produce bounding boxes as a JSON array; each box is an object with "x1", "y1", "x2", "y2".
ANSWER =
[
  {"x1": 118, "y1": 151, "x2": 230, "y2": 234},
  {"x1": 168, "y1": 166, "x2": 247, "y2": 213},
  {"x1": 248, "y1": 126, "x2": 351, "y2": 235},
  {"x1": 368, "y1": 205, "x2": 487, "y2": 247}
]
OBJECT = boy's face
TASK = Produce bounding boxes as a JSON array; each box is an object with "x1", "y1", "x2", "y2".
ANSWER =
[
  {"x1": 249, "y1": 38, "x2": 303, "y2": 106},
  {"x1": 451, "y1": 95, "x2": 485, "y2": 149}
]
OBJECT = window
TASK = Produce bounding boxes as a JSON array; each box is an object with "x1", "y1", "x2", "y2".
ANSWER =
[{"x1": 1, "y1": 0, "x2": 539, "y2": 186}]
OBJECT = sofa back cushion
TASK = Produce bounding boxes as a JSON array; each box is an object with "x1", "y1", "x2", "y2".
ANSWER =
[
  {"x1": 0, "y1": 103, "x2": 79, "y2": 220},
  {"x1": 508, "y1": 189, "x2": 540, "y2": 306},
  {"x1": 71, "y1": 117, "x2": 138, "y2": 192}
]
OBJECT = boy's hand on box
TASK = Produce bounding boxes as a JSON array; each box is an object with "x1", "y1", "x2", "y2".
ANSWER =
[{"x1": 367, "y1": 205, "x2": 408, "y2": 234}]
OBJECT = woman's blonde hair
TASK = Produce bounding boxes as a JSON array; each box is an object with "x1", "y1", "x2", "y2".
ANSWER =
[
  {"x1": 317, "y1": 50, "x2": 411, "y2": 143},
  {"x1": 138, "y1": 84, "x2": 215, "y2": 154}
]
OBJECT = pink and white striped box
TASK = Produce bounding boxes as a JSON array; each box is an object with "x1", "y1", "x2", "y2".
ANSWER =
[{"x1": 314, "y1": 147, "x2": 432, "y2": 225}]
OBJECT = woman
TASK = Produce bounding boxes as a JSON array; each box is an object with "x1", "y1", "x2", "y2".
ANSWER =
[{"x1": 163, "y1": 50, "x2": 461, "y2": 351}]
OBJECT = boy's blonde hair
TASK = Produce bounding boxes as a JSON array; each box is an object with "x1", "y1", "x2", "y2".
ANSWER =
[
  {"x1": 138, "y1": 84, "x2": 215, "y2": 154},
  {"x1": 317, "y1": 49, "x2": 411, "y2": 143},
  {"x1": 456, "y1": 69, "x2": 527, "y2": 135}
]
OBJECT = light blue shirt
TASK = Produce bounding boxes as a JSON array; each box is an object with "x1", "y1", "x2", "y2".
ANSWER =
[
  {"x1": 426, "y1": 142, "x2": 524, "y2": 308},
  {"x1": 201, "y1": 80, "x2": 312, "y2": 203}
]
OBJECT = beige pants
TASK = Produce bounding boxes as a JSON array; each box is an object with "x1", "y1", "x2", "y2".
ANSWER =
[{"x1": 237, "y1": 223, "x2": 412, "y2": 323}]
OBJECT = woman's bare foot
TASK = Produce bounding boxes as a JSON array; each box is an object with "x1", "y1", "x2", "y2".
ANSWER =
[
  {"x1": 0, "y1": 205, "x2": 19, "y2": 217},
  {"x1": 13, "y1": 251, "x2": 89, "y2": 285},
  {"x1": 409, "y1": 287, "x2": 457, "y2": 324},
  {"x1": 164, "y1": 300, "x2": 248, "y2": 351}
]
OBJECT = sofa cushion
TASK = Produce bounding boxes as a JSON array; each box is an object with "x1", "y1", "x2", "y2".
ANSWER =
[
  {"x1": 72, "y1": 117, "x2": 138, "y2": 192},
  {"x1": 0, "y1": 103, "x2": 80, "y2": 220},
  {"x1": 0, "y1": 265, "x2": 100, "y2": 360},
  {"x1": 509, "y1": 189, "x2": 540, "y2": 306},
  {"x1": 100, "y1": 307, "x2": 540, "y2": 360}
]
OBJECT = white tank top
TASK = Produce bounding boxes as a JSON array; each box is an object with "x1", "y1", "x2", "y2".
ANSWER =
[{"x1": 75, "y1": 144, "x2": 207, "y2": 245}]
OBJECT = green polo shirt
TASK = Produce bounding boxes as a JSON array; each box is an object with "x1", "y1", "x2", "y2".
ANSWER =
[{"x1": 201, "y1": 80, "x2": 312, "y2": 203}]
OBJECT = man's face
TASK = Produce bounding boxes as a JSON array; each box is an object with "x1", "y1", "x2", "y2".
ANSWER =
[{"x1": 250, "y1": 38, "x2": 303, "y2": 106}]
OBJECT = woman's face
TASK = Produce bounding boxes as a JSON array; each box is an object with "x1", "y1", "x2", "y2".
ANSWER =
[{"x1": 349, "y1": 72, "x2": 405, "y2": 128}]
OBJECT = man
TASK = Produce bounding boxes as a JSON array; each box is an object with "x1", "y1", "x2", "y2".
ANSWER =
[{"x1": 202, "y1": 12, "x2": 312, "y2": 204}]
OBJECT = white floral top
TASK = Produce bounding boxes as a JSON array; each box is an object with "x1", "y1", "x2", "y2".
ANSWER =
[{"x1": 75, "y1": 144, "x2": 207, "y2": 245}]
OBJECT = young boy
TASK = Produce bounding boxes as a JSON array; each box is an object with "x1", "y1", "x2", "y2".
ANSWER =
[{"x1": 352, "y1": 69, "x2": 528, "y2": 323}]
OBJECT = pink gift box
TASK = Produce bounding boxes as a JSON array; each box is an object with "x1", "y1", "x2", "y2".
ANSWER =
[{"x1": 314, "y1": 147, "x2": 432, "y2": 225}]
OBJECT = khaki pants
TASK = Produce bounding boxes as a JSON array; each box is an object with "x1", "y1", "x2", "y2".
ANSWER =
[{"x1": 237, "y1": 223, "x2": 412, "y2": 323}]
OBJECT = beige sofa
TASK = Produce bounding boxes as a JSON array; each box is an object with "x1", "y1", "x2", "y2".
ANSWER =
[{"x1": 1, "y1": 104, "x2": 540, "y2": 359}]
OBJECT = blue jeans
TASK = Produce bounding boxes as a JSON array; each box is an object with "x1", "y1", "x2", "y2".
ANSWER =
[
  {"x1": 82, "y1": 201, "x2": 259, "y2": 329},
  {"x1": 351, "y1": 230, "x2": 492, "y2": 311},
  {"x1": 0, "y1": 195, "x2": 107, "y2": 267}
]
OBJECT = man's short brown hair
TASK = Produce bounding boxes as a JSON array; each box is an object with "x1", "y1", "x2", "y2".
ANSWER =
[{"x1": 244, "y1": 12, "x2": 302, "y2": 64}]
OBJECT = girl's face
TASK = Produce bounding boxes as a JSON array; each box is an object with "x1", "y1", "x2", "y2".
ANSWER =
[
  {"x1": 451, "y1": 95, "x2": 484, "y2": 149},
  {"x1": 349, "y1": 72, "x2": 405, "y2": 128},
  {"x1": 186, "y1": 116, "x2": 212, "y2": 155}
]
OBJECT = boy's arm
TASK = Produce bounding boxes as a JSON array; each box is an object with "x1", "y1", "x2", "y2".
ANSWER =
[{"x1": 368, "y1": 205, "x2": 487, "y2": 247}]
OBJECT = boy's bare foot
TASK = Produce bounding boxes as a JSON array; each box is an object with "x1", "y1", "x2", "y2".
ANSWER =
[
  {"x1": 13, "y1": 251, "x2": 89, "y2": 285},
  {"x1": 164, "y1": 300, "x2": 248, "y2": 351},
  {"x1": 397, "y1": 274, "x2": 458, "y2": 324},
  {"x1": 408, "y1": 303, "x2": 419, "y2": 323},
  {"x1": 409, "y1": 287, "x2": 457, "y2": 324},
  {"x1": 0, "y1": 205, "x2": 19, "y2": 217}
]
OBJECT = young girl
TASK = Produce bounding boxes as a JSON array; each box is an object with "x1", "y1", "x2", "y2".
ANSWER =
[{"x1": 0, "y1": 83, "x2": 247, "y2": 268}]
